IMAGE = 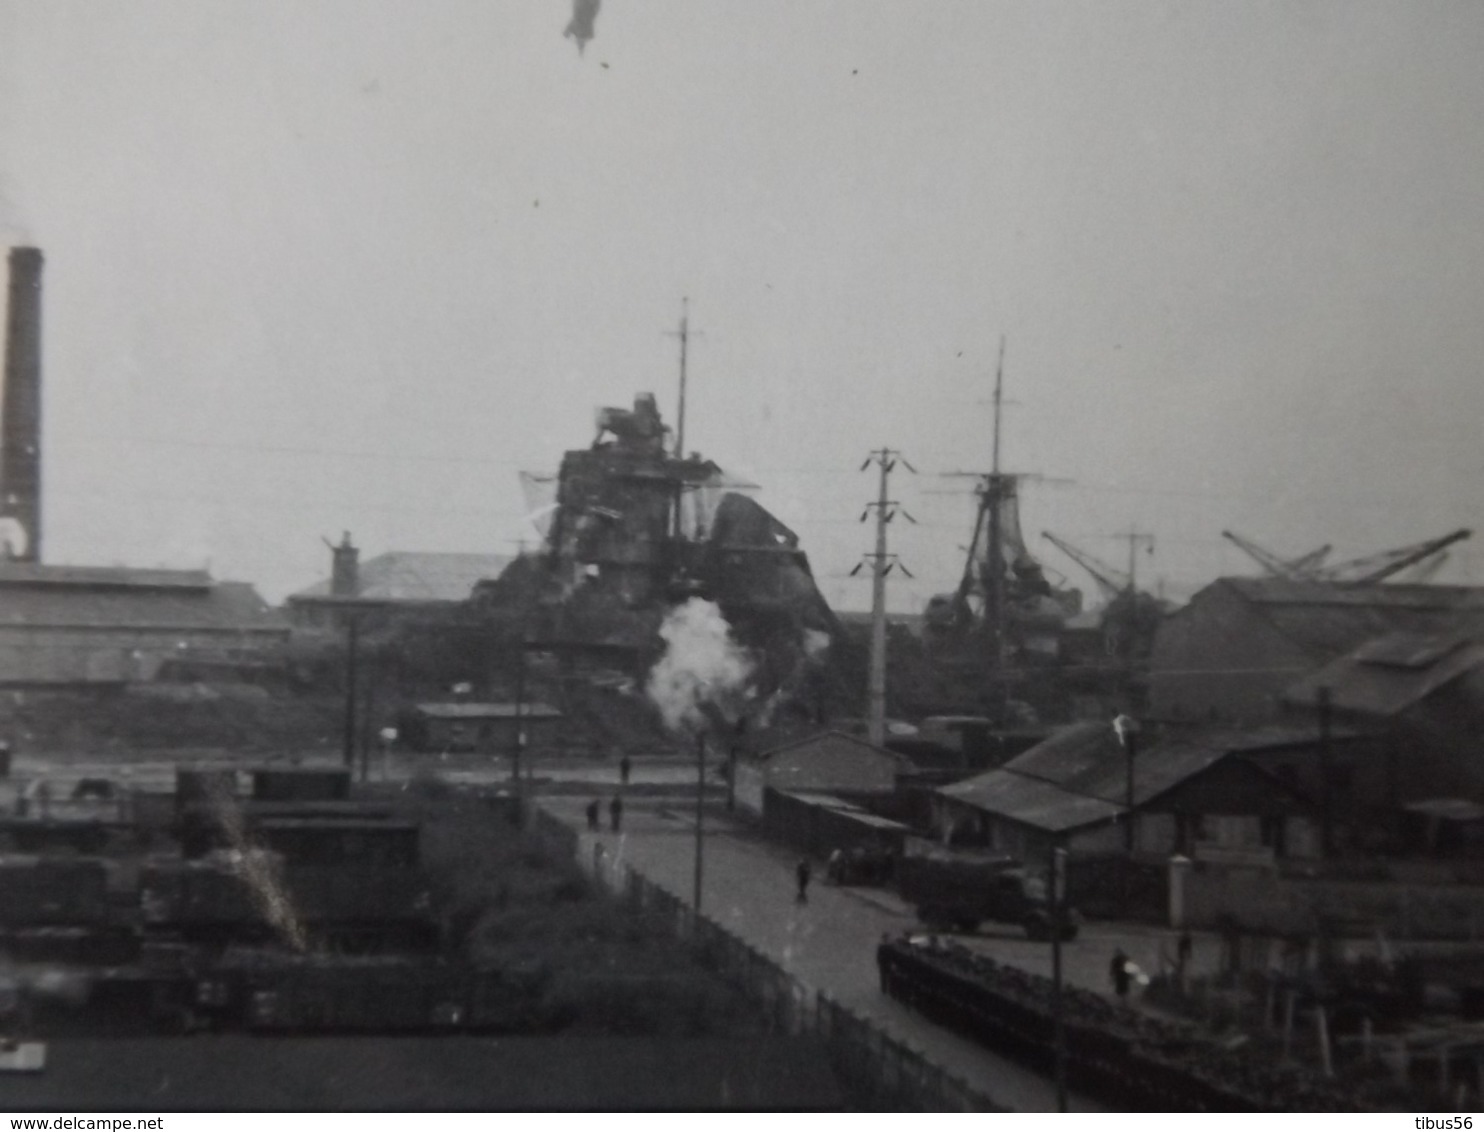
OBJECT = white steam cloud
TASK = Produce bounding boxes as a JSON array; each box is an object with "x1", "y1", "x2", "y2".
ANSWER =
[
  {"x1": 803, "y1": 628, "x2": 831, "y2": 661},
  {"x1": 646, "y1": 598, "x2": 756, "y2": 733}
]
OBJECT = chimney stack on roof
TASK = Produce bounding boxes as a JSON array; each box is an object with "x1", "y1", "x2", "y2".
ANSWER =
[
  {"x1": 2, "y1": 247, "x2": 43, "y2": 562},
  {"x1": 329, "y1": 531, "x2": 359, "y2": 597}
]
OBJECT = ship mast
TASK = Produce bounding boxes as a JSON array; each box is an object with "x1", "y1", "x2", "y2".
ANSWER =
[
  {"x1": 673, "y1": 296, "x2": 689, "y2": 460},
  {"x1": 669, "y1": 298, "x2": 690, "y2": 542},
  {"x1": 985, "y1": 335, "x2": 1006, "y2": 674}
]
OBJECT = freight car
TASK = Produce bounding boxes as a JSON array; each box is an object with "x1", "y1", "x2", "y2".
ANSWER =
[
  {"x1": 140, "y1": 856, "x2": 437, "y2": 951},
  {"x1": 0, "y1": 855, "x2": 139, "y2": 965},
  {"x1": 181, "y1": 952, "x2": 543, "y2": 1033},
  {"x1": 0, "y1": 855, "x2": 110, "y2": 927},
  {"x1": 251, "y1": 818, "x2": 419, "y2": 868}
]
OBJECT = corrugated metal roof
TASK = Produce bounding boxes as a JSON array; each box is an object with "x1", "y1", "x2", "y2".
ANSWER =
[
  {"x1": 413, "y1": 702, "x2": 562, "y2": 721},
  {"x1": 950, "y1": 721, "x2": 1341, "y2": 824},
  {"x1": 757, "y1": 729, "x2": 913, "y2": 766},
  {"x1": 1221, "y1": 578, "x2": 1484, "y2": 659},
  {"x1": 0, "y1": 578, "x2": 285, "y2": 633},
  {"x1": 939, "y1": 769, "x2": 1125, "y2": 833},
  {"x1": 1353, "y1": 632, "x2": 1472, "y2": 668},
  {"x1": 779, "y1": 792, "x2": 865, "y2": 811},
  {"x1": 1002, "y1": 723, "x2": 1235, "y2": 807},
  {"x1": 0, "y1": 563, "x2": 212, "y2": 591},
  {"x1": 1225, "y1": 578, "x2": 1484, "y2": 611},
  {"x1": 291, "y1": 552, "x2": 512, "y2": 604},
  {"x1": 1284, "y1": 634, "x2": 1484, "y2": 717},
  {"x1": 998, "y1": 721, "x2": 1121, "y2": 790}
]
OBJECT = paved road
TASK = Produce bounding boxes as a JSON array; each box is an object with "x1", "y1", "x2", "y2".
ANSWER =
[
  {"x1": 0, "y1": 746, "x2": 1210, "y2": 1111},
  {"x1": 543, "y1": 793, "x2": 1108, "y2": 1112}
]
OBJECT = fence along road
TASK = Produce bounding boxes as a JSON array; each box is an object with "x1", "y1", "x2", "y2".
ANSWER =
[{"x1": 539, "y1": 795, "x2": 1106, "y2": 1112}]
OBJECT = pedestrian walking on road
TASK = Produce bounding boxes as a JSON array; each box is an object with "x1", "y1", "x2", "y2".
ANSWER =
[
  {"x1": 585, "y1": 799, "x2": 600, "y2": 831},
  {"x1": 795, "y1": 858, "x2": 812, "y2": 904},
  {"x1": 619, "y1": 755, "x2": 632, "y2": 787},
  {"x1": 609, "y1": 794, "x2": 623, "y2": 833},
  {"x1": 1110, "y1": 948, "x2": 1131, "y2": 1000}
]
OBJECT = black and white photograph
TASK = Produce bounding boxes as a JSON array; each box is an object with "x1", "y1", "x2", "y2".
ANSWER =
[{"x1": 1, "y1": 0, "x2": 1483, "y2": 1115}]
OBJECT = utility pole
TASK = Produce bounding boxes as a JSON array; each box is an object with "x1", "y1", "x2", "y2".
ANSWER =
[
  {"x1": 666, "y1": 298, "x2": 700, "y2": 546},
  {"x1": 358, "y1": 647, "x2": 377, "y2": 783},
  {"x1": 694, "y1": 731, "x2": 706, "y2": 914},
  {"x1": 1317, "y1": 684, "x2": 1333, "y2": 859},
  {"x1": 1115, "y1": 714, "x2": 1140, "y2": 853},
  {"x1": 855, "y1": 449, "x2": 916, "y2": 747},
  {"x1": 341, "y1": 613, "x2": 359, "y2": 770},
  {"x1": 513, "y1": 639, "x2": 527, "y2": 785},
  {"x1": 1051, "y1": 841, "x2": 1068, "y2": 1112}
]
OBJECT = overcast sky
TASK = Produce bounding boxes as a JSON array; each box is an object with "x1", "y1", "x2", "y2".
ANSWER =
[{"x1": 2, "y1": 1, "x2": 1482, "y2": 611}]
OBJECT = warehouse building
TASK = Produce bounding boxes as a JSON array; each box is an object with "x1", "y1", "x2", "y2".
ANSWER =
[
  {"x1": 286, "y1": 535, "x2": 511, "y2": 630},
  {"x1": 733, "y1": 730, "x2": 912, "y2": 819},
  {"x1": 0, "y1": 561, "x2": 287, "y2": 686},
  {"x1": 1148, "y1": 577, "x2": 1484, "y2": 726}
]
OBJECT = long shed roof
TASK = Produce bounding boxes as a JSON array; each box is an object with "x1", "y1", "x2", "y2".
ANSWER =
[
  {"x1": 1284, "y1": 632, "x2": 1484, "y2": 717},
  {"x1": 939, "y1": 769, "x2": 1125, "y2": 833},
  {"x1": 0, "y1": 576, "x2": 285, "y2": 634},
  {"x1": 1217, "y1": 577, "x2": 1484, "y2": 659}
]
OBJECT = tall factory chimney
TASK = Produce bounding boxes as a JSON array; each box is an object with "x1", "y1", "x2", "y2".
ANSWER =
[{"x1": 2, "y1": 247, "x2": 43, "y2": 562}]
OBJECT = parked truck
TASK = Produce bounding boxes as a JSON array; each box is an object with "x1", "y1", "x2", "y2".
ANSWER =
[{"x1": 895, "y1": 845, "x2": 1076, "y2": 940}]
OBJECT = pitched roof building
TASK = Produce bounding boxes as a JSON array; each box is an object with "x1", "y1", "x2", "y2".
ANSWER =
[
  {"x1": 0, "y1": 562, "x2": 286, "y2": 685},
  {"x1": 934, "y1": 720, "x2": 1321, "y2": 862},
  {"x1": 286, "y1": 544, "x2": 512, "y2": 629},
  {"x1": 734, "y1": 730, "x2": 911, "y2": 818},
  {"x1": 1148, "y1": 577, "x2": 1484, "y2": 725}
]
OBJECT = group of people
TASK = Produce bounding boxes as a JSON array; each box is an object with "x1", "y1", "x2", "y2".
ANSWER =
[
  {"x1": 581, "y1": 755, "x2": 818, "y2": 910},
  {"x1": 585, "y1": 755, "x2": 634, "y2": 832}
]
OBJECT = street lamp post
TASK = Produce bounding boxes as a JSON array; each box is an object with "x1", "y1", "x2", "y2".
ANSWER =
[
  {"x1": 694, "y1": 730, "x2": 706, "y2": 915},
  {"x1": 342, "y1": 613, "x2": 359, "y2": 771},
  {"x1": 1051, "y1": 841, "x2": 1068, "y2": 1112},
  {"x1": 1114, "y1": 714, "x2": 1140, "y2": 853}
]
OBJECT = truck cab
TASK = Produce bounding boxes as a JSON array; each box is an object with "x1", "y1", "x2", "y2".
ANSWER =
[{"x1": 896, "y1": 848, "x2": 1077, "y2": 940}]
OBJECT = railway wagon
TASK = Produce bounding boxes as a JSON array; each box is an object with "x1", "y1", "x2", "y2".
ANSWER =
[
  {"x1": 0, "y1": 855, "x2": 110, "y2": 927},
  {"x1": 251, "y1": 818, "x2": 420, "y2": 868},
  {"x1": 213, "y1": 954, "x2": 466, "y2": 1031},
  {"x1": 139, "y1": 857, "x2": 436, "y2": 949},
  {"x1": 877, "y1": 934, "x2": 1361, "y2": 1112},
  {"x1": 249, "y1": 767, "x2": 352, "y2": 803}
]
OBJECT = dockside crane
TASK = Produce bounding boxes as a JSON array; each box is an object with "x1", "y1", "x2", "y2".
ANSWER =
[
  {"x1": 1318, "y1": 528, "x2": 1471, "y2": 584},
  {"x1": 1392, "y1": 552, "x2": 1452, "y2": 584},
  {"x1": 1220, "y1": 530, "x2": 1332, "y2": 580},
  {"x1": 1041, "y1": 531, "x2": 1130, "y2": 602}
]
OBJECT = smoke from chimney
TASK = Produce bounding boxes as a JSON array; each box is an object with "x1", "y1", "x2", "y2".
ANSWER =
[{"x1": 2, "y1": 247, "x2": 42, "y2": 562}]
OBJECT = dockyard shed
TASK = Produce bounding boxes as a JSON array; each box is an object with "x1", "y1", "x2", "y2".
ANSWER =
[
  {"x1": 761, "y1": 789, "x2": 912, "y2": 860},
  {"x1": 0, "y1": 563, "x2": 287, "y2": 687},
  {"x1": 1148, "y1": 578, "x2": 1484, "y2": 726},
  {"x1": 734, "y1": 730, "x2": 912, "y2": 819},
  {"x1": 1280, "y1": 632, "x2": 1484, "y2": 833},
  {"x1": 934, "y1": 721, "x2": 1321, "y2": 863}
]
